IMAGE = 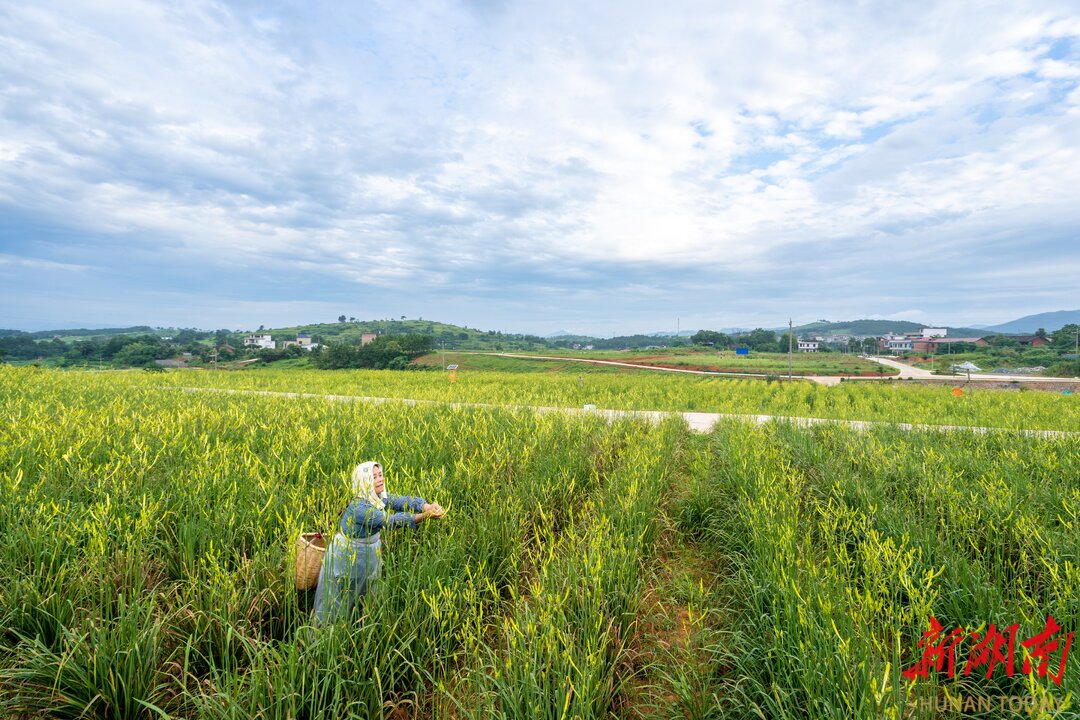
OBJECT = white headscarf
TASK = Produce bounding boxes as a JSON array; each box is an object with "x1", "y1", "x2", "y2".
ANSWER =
[{"x1": 351, "y1": 461, "x2": 387, "y2": 509}]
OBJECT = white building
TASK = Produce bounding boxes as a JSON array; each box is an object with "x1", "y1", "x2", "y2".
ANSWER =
[
  {"x1": 885, "y1": 337, "x2": 913, "y2": 352},
  {"x1": 798, "y1": 340, "x2": 819, "y2": 352},
  {"x1": 284, "y1": 333, "x2": 320, "y2": 351},
  {"x1": 920, "y1": 328, "x2": 947, "y2": 338},
  {"x1": 244, "y1": 334, "x2": 275, "y2": 350}
]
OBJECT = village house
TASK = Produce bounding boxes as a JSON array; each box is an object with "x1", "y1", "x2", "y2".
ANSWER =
[
  {"x1": 973, "y1": 335, "x2": 1052, "y2": 348},
  {"x1": 912, "y1": 337, "x2": 983, "y2": 353},
  {"x1": 878, "y1": 334, "x2": 913, "y2": 353},
  {"x1": 243, "y1": 334, "x2": 275, "y2": 350},
  {"x1": 994, "y1": 334, "x2": 1050, "y2": 347},
  {"x1": 879, "y1": 327, "x2": 950, "y2": 353},
  {"x1": 797, "y1": 340, "x2": 819, "y2": 352},
  {"x1": 281, "y1": 333, "x2": 321, "y2": 351}
]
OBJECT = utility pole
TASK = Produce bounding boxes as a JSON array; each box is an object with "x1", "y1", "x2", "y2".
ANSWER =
[
  {"x1": 441, "y1": 340, "x2": 446, "y2": 370},
  {"x1": 788, "y1": 318, "x2": 793, "y2": 382}
]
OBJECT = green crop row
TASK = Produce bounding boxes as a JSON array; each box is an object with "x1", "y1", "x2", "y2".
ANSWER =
[
  {"x1": 0, "y1": 366, "x2": 680, "y2": 718},
  {"x1": 674, "y1": 422, "x2": 1080, "y2": 718}
]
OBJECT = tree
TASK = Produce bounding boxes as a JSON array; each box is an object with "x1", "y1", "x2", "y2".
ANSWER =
[
  {"x1": 986, "y1": 334, "x2": 1019, "y2": 348},
  {"x1": 174, "y1": 329, "x2": 200, "y2": 345},
  {"x1": 338, "y1": 315, "x2": 347, "y2": 323},
  {"x1": 691, "y1": 330, "x2": 729, "y2": 347},
  {"x1": 113, "y1": 342, "x2": 161, "y2": 367},
  {"x1": 1051, "y1": 324, "x2": 1079, "y2": 351},
  {"x1": 736, "y1": 328, "x2": 779, "y2": 352},
  {"x1": 777, "y1": 332, "x2": 798, "y2": 353},
  {"x1": 313, "y1": 334, "x2": 434, "y2": 370}
]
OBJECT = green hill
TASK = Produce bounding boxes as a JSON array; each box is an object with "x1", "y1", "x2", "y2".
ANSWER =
[
  {"x1": 788, "y1": 319, "x2": 984, "y2": 337},
  {"x1": 261, "y1": 319, "x2": 549, "y2": 350}
]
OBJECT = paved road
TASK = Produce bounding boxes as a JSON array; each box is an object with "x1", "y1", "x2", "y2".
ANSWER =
[
  {"x1": 171, "y1": 386, "x2": 1077, "y2": 438},
  {"x1": 863, "y1": 356, "x2": 1080, "y2": 384}
]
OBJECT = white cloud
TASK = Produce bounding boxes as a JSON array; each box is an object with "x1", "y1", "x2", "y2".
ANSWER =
[
  {"x1": 0, "y1": 254, "x2": 89, "y2": 272},
  {"x1": 1, "y1": 0, "x2": 1078, "y2": 331}
]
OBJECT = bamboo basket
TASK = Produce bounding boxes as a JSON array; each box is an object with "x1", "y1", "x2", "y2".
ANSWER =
[{"x1": 294, "y1": 532, "x2": 327, "y2": 590}]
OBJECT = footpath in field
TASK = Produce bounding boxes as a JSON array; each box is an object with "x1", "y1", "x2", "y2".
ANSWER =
[{"x1": 169, "y1": 385, "x2": 1080, "y2": 438}]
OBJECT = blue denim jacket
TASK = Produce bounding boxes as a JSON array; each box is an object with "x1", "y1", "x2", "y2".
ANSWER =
[{"x1": 339, "y1": 494, "x2": 426, "y2": 539}]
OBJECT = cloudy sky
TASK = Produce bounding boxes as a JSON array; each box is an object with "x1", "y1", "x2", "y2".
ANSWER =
[{"x1": 2, "y1": 1, "x2": 1078, "y2": 335}]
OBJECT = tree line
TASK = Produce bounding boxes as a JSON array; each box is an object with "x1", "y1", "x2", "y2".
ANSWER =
[
  {"x1": 312, "y1": 334, "x2": 435, "y2": 370},
  {"x1": 690, "y1": 329, "x2": 809, "y2": 352}
]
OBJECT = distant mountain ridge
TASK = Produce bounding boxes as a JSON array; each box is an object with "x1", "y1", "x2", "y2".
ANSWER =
[
  {"x1": 0, "y1": 325, "x2": 156, "y2": 339},
  {"x1": 982, "y1": 310, "x2": 1080, "y2": 335},
  {"x1": 9, "y1": 311, "x2": 1076, "y2": 346},
  {"x1": 783, "y1": 319, "x2": 984, "y2": 337}
]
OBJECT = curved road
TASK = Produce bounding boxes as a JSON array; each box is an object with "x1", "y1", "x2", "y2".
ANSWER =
[{"x1": 864, "y1": 356, "x2": 1080, "y2": 384}]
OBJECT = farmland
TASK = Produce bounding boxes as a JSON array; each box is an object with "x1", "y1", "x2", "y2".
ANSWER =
[
  {"x1": 1, "y1": 365, "x2": 1078, "y2": 718},
  {"x1": 471, "y1": 348, "x2": 891, "y2": 376}
]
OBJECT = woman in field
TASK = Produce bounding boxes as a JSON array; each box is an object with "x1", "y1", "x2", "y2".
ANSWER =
[{"x1": 313, "y1": 461, "x2": 445, "y2": 624}]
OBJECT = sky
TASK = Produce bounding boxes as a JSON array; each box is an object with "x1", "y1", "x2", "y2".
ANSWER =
[{"x1": 1, "y1": 0, "x2": 1079, "y2": 337}]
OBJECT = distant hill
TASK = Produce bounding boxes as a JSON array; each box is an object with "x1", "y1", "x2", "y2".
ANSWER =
[
  {"x1": 266, "y1": 319, "x2": 549, "y2": 350},
  {"x1": 1, "y1": 325, "x2": 158, "y2": 339},
  {"x1": 982, "y1": 310, "x2": 1080, "y2": 335},
  {"x1": 785, "y1": 319, "x2": 985, "y2": 337}
]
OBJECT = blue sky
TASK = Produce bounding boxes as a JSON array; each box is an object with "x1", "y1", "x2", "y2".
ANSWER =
[{"x1": 1, "y1": 1, "x2": 1078, "y2": 336}]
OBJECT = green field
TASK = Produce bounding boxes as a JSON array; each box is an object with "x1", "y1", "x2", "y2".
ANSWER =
[
  {"x1": 411, "y1": 351, "x2": 631, "y2": 374},
  {"x1": 482, "y1": 348, "x2": 891, "y2": 376},
  {"x1": 1, "y1": 366, "x2": 1077, "y2": 718}
]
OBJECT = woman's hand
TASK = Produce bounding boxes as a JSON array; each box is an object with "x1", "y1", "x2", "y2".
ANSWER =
[{"x1": 421, "y1": 503, "x2": 446, "y2": 520}]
